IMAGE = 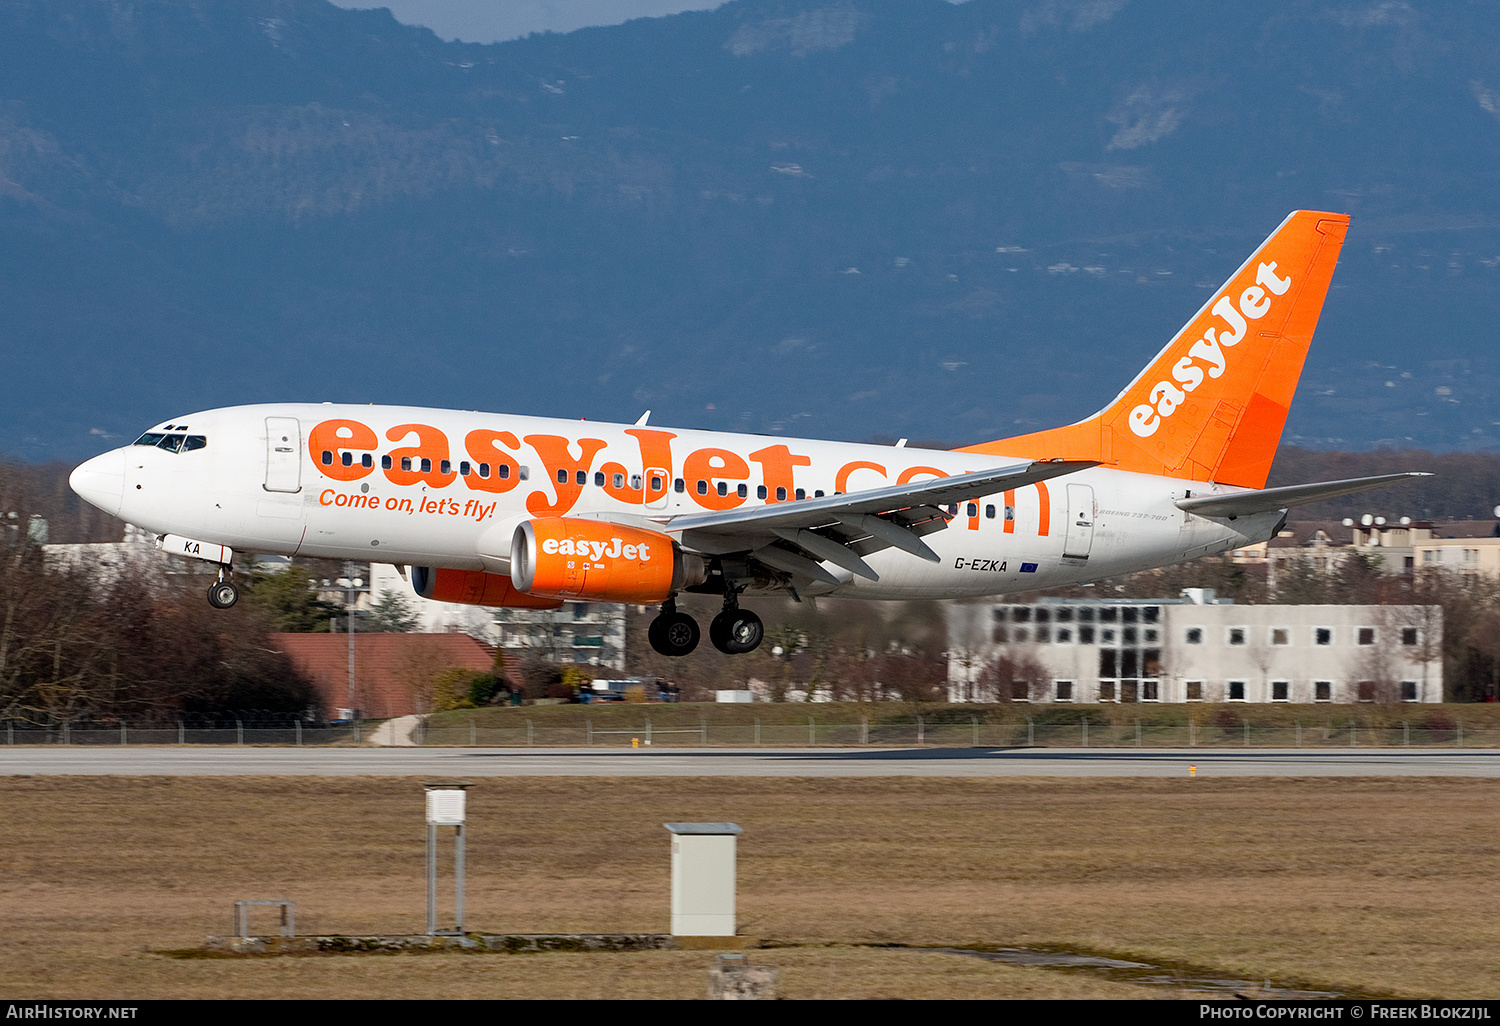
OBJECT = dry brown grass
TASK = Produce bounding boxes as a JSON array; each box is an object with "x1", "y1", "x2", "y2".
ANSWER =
[{"x1": 0, "y1": 776, "x2": 1496, "y2": 999}]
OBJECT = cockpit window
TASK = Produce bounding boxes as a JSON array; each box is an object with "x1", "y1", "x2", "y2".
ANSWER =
[{"x1": 132, "y1": 432, "x2": 207, "y2": 452}]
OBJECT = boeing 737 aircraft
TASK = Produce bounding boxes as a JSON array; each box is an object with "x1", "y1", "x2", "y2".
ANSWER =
[{"x1": 70, "y1": 210, "x2": 1423, "y2": 657}]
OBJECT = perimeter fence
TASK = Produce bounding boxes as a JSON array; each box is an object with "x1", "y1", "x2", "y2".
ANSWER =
[
  {"x1": 1, "y1": 722, "x2": 363, "y2": 746},
  {"x1": 5, "y1": 716, "x2": 1495, "y2": 749},
  {"x1": 408, "y1": 715, "x2": 1500, "y2": 749}
]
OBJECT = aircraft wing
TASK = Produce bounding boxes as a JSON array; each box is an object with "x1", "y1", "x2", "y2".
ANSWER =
[
  {"x1": 655, "y1": 460, "x2": 1097, "y2": 586},
  {"x1": 1174, "y1": 473, "x2": 1431, "y2": 519}
]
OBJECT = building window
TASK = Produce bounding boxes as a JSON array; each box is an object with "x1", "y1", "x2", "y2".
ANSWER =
[
  {"x1": 992, "y1": 608, "x2": 1007, "y2": 622},
  {"x1": 1358, "y1": 628, "x2": 1376, "y2": 646},
  {"x1": 1401, "y1": 681, "x2": 1419, "y2": 702},
  {"x1": 1228, "y1": 681, "x2": 1246, "y2": 701},
  {"x1": 1034, "y1": 626, "x2": 1051, "y2": 644},
  {"x1": 1271, "y1": 680, "x2": 1289, "y2": 702},
  {"x1": 1271, "y1": 628, "x2": 1290, "y2": 646},
  {"x1": 1054, "y1": 680, "x2": 1074, "y2": 702},
  {"x1": 1315, "y1": 628, "x2": 1332, "y2": 646},
  {"x1": 1185, "y1": 627, "x2": 1203, "y2": 644},
  {"x1": 1141, "y1": 680, "x2": 1159, "y2": 702},
  {"x1": 1401, "y1": 628, "x2": 1419, "y2": 646},
  {"x1": 1315, "y1": 680, "x2": 1332, "y2": 702},
  {"x1": 1098, "y1": 681, "x2": 1115, "y2": 702},
  {"x1": 1185, "y1": 680, "x2": 1203, "y2": 701},
  {"x1": 1078, "y1": 626, "x2": 1095, "y2": 645},
  {"x1": 1055, "y1": 628, "x2": 1071, "y2": 644},
  {"x1": 1228, "y1": 628, "x2": 1246, "y2": 646},
  {"x1": 991, "y1": 626, "x2": 1007, "y2": 644},
  {"x1": 1357, "y1": 680, "x2": 1376, "y2": 702},
  {"x1": 1011, "y1": 627, "x2": 1028, "y2": 643}
]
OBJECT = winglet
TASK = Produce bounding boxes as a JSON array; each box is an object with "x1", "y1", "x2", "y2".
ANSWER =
[{"x1": 959, "y1": 211, "x2": 1351, "y2": 489}]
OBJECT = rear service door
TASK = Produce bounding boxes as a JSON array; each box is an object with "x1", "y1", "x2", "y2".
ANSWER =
[{"x1": 1063, "y1": 484, "x2": 1094, "y2": 560}]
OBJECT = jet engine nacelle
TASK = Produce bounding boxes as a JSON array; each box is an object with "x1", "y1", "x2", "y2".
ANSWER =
[
  {"x1": 409, "y1": 565, "x2": 563, "y2": 609},
  {"x1": 511, "y1": 518, "x2": 706, "y2": 602}
]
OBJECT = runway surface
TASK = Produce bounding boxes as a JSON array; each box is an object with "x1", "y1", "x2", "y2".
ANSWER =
[{"x1": 0, "y1": 747, "x2": 1496, "y2": 777}]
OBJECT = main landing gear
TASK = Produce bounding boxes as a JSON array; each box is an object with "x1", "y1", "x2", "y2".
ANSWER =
[
  {"x1": 648, "y1": 599, "x2": 700, "y2": 657},
  {"x1": 207, "y1": 565, "x2": 239, "y2": 609},
  {"x1": 647, "y1": 596, "x2": 765, "y2": 658},
  {"x1": 709, "y1": 596, "x2": 763, "y2": 655}
]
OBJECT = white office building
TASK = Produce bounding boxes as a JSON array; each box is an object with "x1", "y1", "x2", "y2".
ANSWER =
[{"x1": 947, "y1": 591, "x2": 1443, "y2": 704}]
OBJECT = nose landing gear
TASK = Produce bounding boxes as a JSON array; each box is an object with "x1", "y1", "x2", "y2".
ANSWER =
[{"x1": 207, "y1": 566, "x2": 239, "y2": 609}]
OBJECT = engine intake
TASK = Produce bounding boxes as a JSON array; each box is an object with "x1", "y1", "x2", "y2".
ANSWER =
[{"x1": 511, "y1": 518, "x2": 705, "y2": 602}]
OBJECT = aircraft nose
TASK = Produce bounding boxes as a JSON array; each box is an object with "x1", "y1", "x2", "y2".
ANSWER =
[{"x1": 69, "y1": 449, "x2": 126, "y2": 518}]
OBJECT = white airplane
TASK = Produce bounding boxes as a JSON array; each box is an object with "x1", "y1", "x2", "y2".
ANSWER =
[{"x1": 71, "y1": 210, "x2": 1422, "y2": 657}]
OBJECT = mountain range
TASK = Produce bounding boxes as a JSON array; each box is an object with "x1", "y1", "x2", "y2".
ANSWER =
[{"x1": 5, "y1": 0, "x2": 1500, "y2": 463}]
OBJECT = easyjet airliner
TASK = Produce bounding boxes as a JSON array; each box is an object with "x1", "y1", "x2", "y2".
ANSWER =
[{"x1": 70, "y1": 211, "x2": 1422, "y2": 657}]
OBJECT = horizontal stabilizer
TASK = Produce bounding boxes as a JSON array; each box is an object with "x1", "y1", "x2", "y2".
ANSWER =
[{"x1": 1175, "y1": 473, "x2": 1431, "y2": 519}]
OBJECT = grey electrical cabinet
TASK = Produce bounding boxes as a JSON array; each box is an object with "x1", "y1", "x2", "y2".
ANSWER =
[{"x1": 665, "y1": 823, "x2": 743, "y2": 937}]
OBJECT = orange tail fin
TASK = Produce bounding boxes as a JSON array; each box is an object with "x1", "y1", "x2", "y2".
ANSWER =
[{"x1": 958, "y1": 210, "x2": 1350, "y2": 489}]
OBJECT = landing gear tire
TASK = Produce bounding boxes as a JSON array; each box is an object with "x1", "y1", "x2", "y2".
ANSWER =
[
  {"x1": 649, "y1": 611, "x2": 700, "y2": 657},
  {"x1": 710, "y1": 608, "x2": 764, "y2": 655},
  {"x1": 207, "y1": 580, "x2": 239, "y2": 609}
]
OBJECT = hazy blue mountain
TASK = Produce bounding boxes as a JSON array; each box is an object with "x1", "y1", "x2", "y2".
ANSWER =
[{"x1": 5, "y1": 0, "x2": 1500, "y2": 463}]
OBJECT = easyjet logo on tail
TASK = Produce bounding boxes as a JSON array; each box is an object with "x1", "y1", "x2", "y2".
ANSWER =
[{"x1": 1128, "y1": 261, "x2": 1293, "y2": 438}]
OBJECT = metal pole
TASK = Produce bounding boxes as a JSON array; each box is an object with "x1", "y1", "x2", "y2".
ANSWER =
[
  {"x1": 646, "y1": 715, "x2": 652, "y2": 746},
  {"x1": 918, "y1": 715, "x2": 924, "y2": 745},
  {"x1": 455, "y1": 824, "x2": 465, "y2": 933},
  {"x1": 754, "y1": 717, "x2": 760, "y2": 746},
  {"x1": 237, "y1": 719, "x2": 243, "y2": 745},
  {"x1": 1135, "y1": 718, "x2": 1141, "y2": 747},
  {"x1": 426, "y1": 822, "x2": 437, "y2": 935},
  {"x1": 469, "y1": 718, "x2": 476, "y2": 746},
  {"x1": 121, "y1": 722, "x2": 126, "y2": 746},
  {"x1": 972, "y1": 715, "x2": 978, "y2": 747},
  {"x1": 178, "y1": 721, "x2": 184, "y2": 745},
  {"x1": 295, "y1": 720, "x2": 302, "y2": 747},
  {"x1": 808, "y1": 716, "x2": 814, "y2": 746},
  {"x1": 1027, "y1": 717, "x2": 1033, "y2": 747},
  {"x1": 1081, "y1": 716, "x2": 1087, "y2": 747},
  {"x1": 527, "y1": 719, "x2": 533, "y2": 746},
  {"x1": 701, "y1": 716, "x2": 707, "y2": 745}
]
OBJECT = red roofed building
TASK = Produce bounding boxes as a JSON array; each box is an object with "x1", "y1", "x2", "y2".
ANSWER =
[{"x1": 270, "y1": 633, "x2": 499, "y2": 719}]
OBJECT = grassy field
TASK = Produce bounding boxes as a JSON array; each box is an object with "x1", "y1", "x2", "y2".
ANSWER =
[{"x1": 1, "y1": 775, "x2": 1496, "y2": 999}]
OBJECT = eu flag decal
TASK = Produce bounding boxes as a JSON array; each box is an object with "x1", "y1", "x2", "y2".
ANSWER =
[{"x1": 1020, "y1": 562, "x2": 1038, "y2": 573}]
